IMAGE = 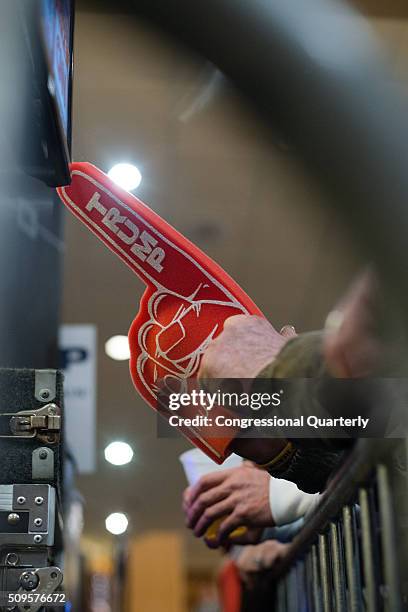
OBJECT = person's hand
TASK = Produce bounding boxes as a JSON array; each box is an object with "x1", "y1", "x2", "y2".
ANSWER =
[
  {"x1": 182, "y1": 474, "x2": 263, "y2": 550},
  {"x1": 184, "y1": 465, "x2": 274, "y2": 547},
  {"x1": 182, "y1": 486, "x2": 193, "y2": 515},
  {"x1": 198, "y1": 315, "x2": 296, "y2": 379},
  {"x1": 197, "y1": 315, "x2": 295, "y2": 465},
  {"x1": 324, "y1": 270, "x2": 382, "y2": 377},
  {"x1": 236, "y1": 540, "x2": 290, "y2": 588}
]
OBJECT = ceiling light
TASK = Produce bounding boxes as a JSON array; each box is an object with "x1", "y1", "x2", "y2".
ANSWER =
[
  {"x1": 107, "y1": 163, "x2": 142, "y2": 191},
  {"x1": 105, "y1": 335, "x2": 130, "y2": 361},
  {"x1": 105, "y1": 512, "x2": 128, "y2": 535},
  {"x1": 104, "y1": 441, "x2": 134, "y2": 466}
]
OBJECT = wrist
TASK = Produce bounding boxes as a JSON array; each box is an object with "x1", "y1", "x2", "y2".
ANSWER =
[
  {"x1": 256, "y1": 441, "x2": 296, "y2": 475},
  {"x1": 230, "y1": 438, "x2": 288, "y2": 465}
]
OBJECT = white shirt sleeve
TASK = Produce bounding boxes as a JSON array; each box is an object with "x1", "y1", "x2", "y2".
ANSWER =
[{"x1": 269, "y1": 477, "x2": 321, "y2": 526}]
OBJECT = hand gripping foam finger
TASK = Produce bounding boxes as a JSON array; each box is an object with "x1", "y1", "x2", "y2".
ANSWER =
[{"x1": 57, "y1": 162, "x2": 263, "y2": 462}]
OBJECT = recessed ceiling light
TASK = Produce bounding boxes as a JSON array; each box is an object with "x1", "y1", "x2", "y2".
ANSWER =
[
  {"x1": 105, "y1": 512, "x2": 128, "y2": 535},
  {"x1": 105, "y1": 335, "x2": 130, "y2": 361},
  {"x1": 104, "y1": 441, "x2": 134, "y2": 466},
  {"x1": 107, "y1": 163, "x2": 142, "y2": 191}
]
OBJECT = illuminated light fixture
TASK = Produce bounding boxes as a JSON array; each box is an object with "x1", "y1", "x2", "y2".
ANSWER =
[
  {"x1": 104, "y1": 441, "x2": 134, "y2": 466},
  {"x1": 107, "y1": 163, "x2": 142, "y2": 191},
  {"x1": 105, "y1": 335, "x2": 130, "y2": 361},
  {"x1": 105, "y1": 512, "x2": 129, "y2": 535}
]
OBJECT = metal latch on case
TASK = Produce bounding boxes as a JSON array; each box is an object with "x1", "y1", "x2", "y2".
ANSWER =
[{"x1": 0, "y1": 404, "x2": 61, "y2": 444}]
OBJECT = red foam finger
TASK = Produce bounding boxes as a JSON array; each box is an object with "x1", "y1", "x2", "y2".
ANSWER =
[{"x1": 57, "y1": 162, "x2": 263, "y2": 462}]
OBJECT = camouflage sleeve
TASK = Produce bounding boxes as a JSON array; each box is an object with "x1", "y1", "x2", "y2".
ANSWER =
[{"x1": 258, "y1": 330, "x2": 326, "y2": 379}]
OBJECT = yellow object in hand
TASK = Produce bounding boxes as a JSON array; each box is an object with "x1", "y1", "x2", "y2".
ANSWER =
[{"x1": 205, "y1": 518, "x2": 247, "y2": 541}]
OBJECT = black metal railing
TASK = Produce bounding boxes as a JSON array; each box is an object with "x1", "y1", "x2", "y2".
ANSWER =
[{"x1": 269, "y1": 440, "x2": 406, "y2": 612}]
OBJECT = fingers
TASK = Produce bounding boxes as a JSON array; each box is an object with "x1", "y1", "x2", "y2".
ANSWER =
[
  {"x1": 262, "y1": 544, "x2": 281, "y2": 568},
  {"x1": 187, "y1": 484, "x2": 229, "y2": 529},
  {"x1": 222, "y1": 314, "x2": 252, "y2": 328},
  {"x1": 197, "y1": 342, "x2": 220, "y2": 380},
  {"x1": 236, "y1": 545, "x2": 256, "y2": 570},
  {"x1": 188, "y1": 470, "x2": 232, "y2": 506},
  {"x1": 193, "y1": 498, "x2": 235, "y2": 537},
  {"x1": 212, "y1": 511, "x2": 244, "y2": 547},
  {"x1": 182, "y1": 487, "x2": 193, "y2": 514},
  {"x1": 262, "y1": 542, "x2": 289, "y2": 576},
  {"x1": 198, "y1": 314, "x2": 288, "y2": 379},
  {"x1": 236, "y1": 541, "x2": 289, "y2": 585}
]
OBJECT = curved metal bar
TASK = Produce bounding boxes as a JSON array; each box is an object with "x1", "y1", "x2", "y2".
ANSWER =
[{"x1": 133, "y1": 0, "x2": 408, "y2": 313}]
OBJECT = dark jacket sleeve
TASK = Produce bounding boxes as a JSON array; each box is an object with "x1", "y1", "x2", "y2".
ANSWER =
[{"x1": 257, "y1": 331, "x2": 351, "y2": 493}]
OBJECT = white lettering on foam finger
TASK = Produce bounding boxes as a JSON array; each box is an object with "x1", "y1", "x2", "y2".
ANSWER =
[
  {"x1": 85, "y1": 192, "x2": 165, "y2": 272},
  {"x1": 62, "y1": 175, "x2": 248, "y2": 404}
]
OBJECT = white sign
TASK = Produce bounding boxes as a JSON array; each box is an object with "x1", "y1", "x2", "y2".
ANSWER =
[{"x1": 59, "y1": 324, "x2": 97, "y2": 473}]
